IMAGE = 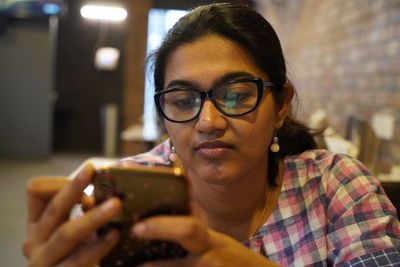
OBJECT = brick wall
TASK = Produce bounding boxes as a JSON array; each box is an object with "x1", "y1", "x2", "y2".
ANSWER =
[{"x1": 257, "y1": 0, "x2": 400, "y2": 175}]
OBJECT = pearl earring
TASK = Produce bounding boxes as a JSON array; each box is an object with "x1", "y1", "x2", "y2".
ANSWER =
[
  {"x1": 169, "y1": 145, "x2": 178, "y2": 162},
  {"x1": 270, "y1": 136, "x2": 280, "y2": 153}
]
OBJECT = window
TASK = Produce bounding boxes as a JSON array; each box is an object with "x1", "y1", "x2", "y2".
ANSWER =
[{"x1": 143, "y1": 8, "x2": 187, "y2": 141}]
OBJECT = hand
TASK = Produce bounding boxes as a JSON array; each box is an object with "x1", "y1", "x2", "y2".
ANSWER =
[
  {"x1": 130, "y1": 216, "x2": 280, "y2": 267},
  {"x1": 23, "y1": 164, "x2": 122, "y2": 267}
]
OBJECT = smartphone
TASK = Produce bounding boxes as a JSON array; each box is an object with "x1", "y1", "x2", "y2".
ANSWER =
[{"x1": 93, "y1": 165, "x2": 191, "y2": 267}]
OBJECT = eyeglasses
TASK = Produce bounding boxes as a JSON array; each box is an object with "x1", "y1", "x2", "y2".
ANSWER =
[{"x1": 154, "y1": 77, "x2": 276, "y2": 123}]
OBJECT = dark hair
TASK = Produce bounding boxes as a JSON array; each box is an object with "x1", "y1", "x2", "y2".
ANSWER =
[{"x1": 152, "y1": 3, "x2": 316, "y2": 185}]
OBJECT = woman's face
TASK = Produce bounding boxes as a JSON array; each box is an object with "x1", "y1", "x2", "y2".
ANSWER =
[{"x1": 163, "y1": 34, "x2": 289, "y2": 185}]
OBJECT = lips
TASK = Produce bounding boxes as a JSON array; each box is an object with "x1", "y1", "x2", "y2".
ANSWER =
[
  {"x1": 196, "y1": 141, "x2": 233, "y2": 150},
  {"x1": 195, "y1": 141, "x2": 233, "y2": 158}
]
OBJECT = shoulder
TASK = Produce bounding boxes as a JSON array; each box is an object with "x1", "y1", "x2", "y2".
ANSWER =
[
  {"x1": 281, "y1": 150, "x2": 400, "y2": 264},
  {"x1": 281, "y1": 149, "x2": 390, "y2": 214},
  {"x1": 282, "y1": 149, "x2": 372, "y2": 189},
  {"x1": 284, "y1": 149, "x2": 363, "y2": 171},
  {"x1": 283, "y1": 149, "x2": 374, "y2": 185},
  {"x1": 116, "y1": 139, "x2": 172, "y2": 167}
]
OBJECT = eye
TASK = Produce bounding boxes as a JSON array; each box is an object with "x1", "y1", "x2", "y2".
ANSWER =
[
  {"x1": 218, "y1": 83, "x2": 257, "y2": 102},
  {"x1": 164, "y1": 91, "x2": 199, "y2": 110},
  {"x1": 174, "y1": 96, "x2": 196, "y2": 108},
  {"x1": 225, "y1": 91, "x2": 252, "y2": 101}
]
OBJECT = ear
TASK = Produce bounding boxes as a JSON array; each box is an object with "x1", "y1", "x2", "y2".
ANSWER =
[{"x1": 275, "y1": 82, "x2": 294, "y2": 129}]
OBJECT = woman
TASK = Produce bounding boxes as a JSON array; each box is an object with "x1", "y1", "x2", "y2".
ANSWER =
[{"x1": 23, "y1": 3, "x2": 400, "y2": 266}]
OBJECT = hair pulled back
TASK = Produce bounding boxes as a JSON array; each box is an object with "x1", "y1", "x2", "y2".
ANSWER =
[{"x1": 152, "y1": 3, "x2": 316, "y2": 185}]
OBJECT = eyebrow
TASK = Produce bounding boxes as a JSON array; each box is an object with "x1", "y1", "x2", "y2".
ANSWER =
[{"x1": 165, "y1": 71, "x2": 256, "y2": 90}]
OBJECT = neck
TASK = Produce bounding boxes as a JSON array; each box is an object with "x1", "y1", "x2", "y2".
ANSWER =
[{"x1": 190, "y1": 166, "x2": 269, "y2": 241}]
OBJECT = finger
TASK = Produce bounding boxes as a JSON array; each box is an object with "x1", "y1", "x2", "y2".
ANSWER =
[
  {"x1": 131, "y1": 216, "x2": 211, "y2": 254},
  {"x1": 58, "y1": 230, "x2": 120, "y2": 267},
  {"x1": 31, "y1": 198, "x2": 121, "y2": 267},
  {"x1": 27, "y1": 176, "x2": 70, "y2": 224},
  {"x1": 81, "y1": 194, "x2": 95, "y2": 212},
  {"x1": 34, "y1": 164, "x2": 95, "y2": 243},
  {"x1": 138, "y1": 256, "x2": 198, "y2": 267}
]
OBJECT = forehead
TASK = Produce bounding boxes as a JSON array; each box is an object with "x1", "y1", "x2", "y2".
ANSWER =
[{"x1": 163, "y1": 34, "x2": 267, "y2": 88}]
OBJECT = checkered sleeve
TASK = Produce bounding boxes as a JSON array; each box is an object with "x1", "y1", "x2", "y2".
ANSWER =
[
  {"x1": 345, "y1": 248, "x2": 400, "y2": 267},
  {"x1": 117, "y1": 140, "x2": 171, "y2": 167},
  {"x1": 324, "y1": 154, "x2": 400, "y2": 266}
]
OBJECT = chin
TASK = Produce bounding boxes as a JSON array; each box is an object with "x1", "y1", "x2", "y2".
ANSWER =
[{"x1": 193, "y1": 167, "x2": 239, "y2": 185}]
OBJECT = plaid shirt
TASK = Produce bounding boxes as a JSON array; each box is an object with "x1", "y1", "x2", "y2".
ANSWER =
[{"x1": 119, "y1": 140, "x2": 400, "y2": 266}]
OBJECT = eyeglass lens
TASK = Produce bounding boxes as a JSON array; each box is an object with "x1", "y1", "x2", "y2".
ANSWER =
[{"x1": 159, "y1": 80, "x2": 259, "y2": 122}]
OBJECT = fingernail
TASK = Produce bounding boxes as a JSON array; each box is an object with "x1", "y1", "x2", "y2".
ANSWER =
[
  {"x1": 75, "y1": 164, "x2": 93, "y2": 182},
  {"x1": 131, "y1": 223, "x2": 146, "y2": 237},
  {"x1": 101, "y1": 198, "x2": 116, "y2": 211}
]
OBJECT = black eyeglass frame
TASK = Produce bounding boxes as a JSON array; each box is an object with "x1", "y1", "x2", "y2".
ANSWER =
[{"x1": 154, "y1": 77, "x2": 276, "y2": 123}]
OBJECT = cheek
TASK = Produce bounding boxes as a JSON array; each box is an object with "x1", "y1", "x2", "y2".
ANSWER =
[
  {"x1": 241, "y1": 122, "x2": 274, "y2": 150},
  {"x1": 165, "y1": 122, "x2": 192, "y2": 149},
  {"x1": 241, "y1": 106, "x2": 277, "y2": 148}
]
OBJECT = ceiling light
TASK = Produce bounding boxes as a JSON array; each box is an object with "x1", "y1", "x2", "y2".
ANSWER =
[
  {"x1": 80, "y1": 4, "x2": 127, "y2": 22},
  {"x1": 94, "y1": 47, "x2": 120, "y2": 71}
]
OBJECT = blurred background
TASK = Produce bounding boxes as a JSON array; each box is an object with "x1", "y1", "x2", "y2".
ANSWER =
[{"x1": 0, "y1": 0, "x2": 399, "y2": 265}]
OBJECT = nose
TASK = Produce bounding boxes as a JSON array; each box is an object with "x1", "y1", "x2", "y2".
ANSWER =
[{"x1": 194, "y1": 100, "x2": 227, "y2": 133}]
